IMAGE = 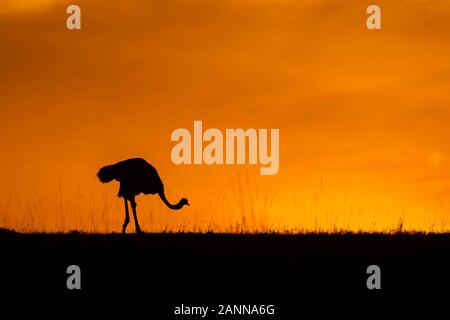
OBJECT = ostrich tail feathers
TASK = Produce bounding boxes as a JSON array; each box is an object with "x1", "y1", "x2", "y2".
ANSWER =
[{"x1": 97, "y1": 165, "x2": 117, "y2": 183}]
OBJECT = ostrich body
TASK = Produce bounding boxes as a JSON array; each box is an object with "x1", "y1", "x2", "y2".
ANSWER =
[{"x1": 97, "y1": 158, "x2": 189, "y2": 233}]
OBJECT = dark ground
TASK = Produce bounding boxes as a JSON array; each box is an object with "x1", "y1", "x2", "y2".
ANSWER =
[{"x1": 0, "y1": 229, "x2": 449, "y2": 315}]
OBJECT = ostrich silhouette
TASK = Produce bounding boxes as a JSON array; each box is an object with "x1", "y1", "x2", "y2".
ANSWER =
[{"x1": 97, "y1": 158, "x2": 189, "y2": 233}]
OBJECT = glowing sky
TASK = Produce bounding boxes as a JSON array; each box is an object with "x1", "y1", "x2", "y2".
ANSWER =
[{"x1": 1, "y1": 0, "x2": 449, "y2": 232}]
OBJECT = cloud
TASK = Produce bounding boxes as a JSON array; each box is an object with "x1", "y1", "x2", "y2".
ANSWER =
[{"x1": 0, "y1": 0, "x2": 62, "y2": 16}]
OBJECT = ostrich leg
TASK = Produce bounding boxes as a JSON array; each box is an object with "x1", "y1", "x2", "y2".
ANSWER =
[
  {"x1": 122, "y1": 198, "x2": 130, "y2": 234},
  {"x1": 130, "y1": 197, "x2": 142, "y2": 233}
]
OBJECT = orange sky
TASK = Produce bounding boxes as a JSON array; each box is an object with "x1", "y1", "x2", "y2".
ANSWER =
[{"x1": 1, "y1": 0, "x2": 450, "y2": 232}]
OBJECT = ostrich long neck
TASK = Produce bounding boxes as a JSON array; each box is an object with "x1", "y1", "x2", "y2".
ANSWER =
[{"x1": 158, "y1": 189, "x2": 184, "y2": 210}]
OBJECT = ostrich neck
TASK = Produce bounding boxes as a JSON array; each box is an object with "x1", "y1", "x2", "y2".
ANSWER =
[{"x1": 159, "y1": 190, "x2": 183, "y2": 210}]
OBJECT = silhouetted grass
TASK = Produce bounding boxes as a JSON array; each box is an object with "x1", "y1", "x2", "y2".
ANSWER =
[
  {"x1": 1, "y1": 227, "x2": 449, "y2": 237},
  {"x1": 0, "y1": 175, "x2": 448, "y2": 233}
]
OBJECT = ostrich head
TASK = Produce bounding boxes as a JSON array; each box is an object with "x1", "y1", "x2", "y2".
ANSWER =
[{"x1": 179, "y1": 198, "x2": 190, "y2": 207}]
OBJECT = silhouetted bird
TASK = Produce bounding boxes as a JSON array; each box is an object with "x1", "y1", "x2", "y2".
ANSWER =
[{"x1": 97, "y1": 158, "x2": 189, "y2": 233}]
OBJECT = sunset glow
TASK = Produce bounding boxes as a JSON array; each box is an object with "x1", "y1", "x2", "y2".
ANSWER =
[{"x1": 1, "y1": 0, "x2": 450, "y2": 233}]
